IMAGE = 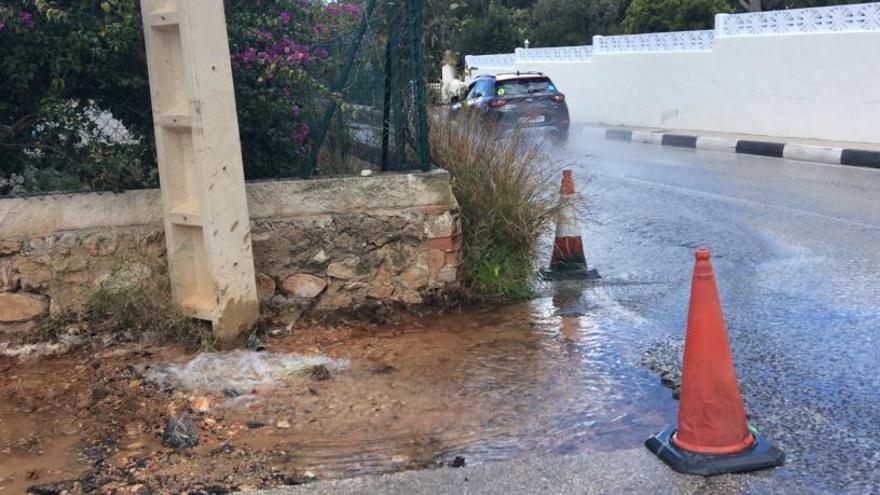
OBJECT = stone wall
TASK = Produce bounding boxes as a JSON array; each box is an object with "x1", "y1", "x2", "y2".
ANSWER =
[{"x1": 0, "y1": 170, "x2": 461, "y2": 329}]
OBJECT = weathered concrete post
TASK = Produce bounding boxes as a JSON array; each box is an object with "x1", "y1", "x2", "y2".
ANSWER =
[{"x1": 140, "y1": 0, "x2": 259, "y2": 343}]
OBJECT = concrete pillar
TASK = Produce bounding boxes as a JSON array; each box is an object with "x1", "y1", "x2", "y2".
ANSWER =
[{"x1": 140, "y1": 0, "x2": 259, "y2": 343}]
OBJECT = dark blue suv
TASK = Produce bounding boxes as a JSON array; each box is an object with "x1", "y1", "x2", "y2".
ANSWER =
[{"x1": 451, "y1": 72, "x2": 570, "y2": 141}]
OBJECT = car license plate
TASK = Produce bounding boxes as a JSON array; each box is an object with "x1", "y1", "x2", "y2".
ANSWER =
[{"x1": 519, "y1": 115, "x2": 545, "y2": 125}]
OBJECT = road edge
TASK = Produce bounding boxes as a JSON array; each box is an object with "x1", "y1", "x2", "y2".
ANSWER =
[{"x1": 596, "y1": 127, "x2": 880, "y2": 170}]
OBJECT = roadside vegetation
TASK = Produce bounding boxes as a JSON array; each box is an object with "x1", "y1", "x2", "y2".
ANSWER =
[
  {"x1": 430, "y1": 112, "x2": 563, "y2": 301},
  {"x1": 0, "y1": 0, "x2": 363, "y2": 195},
  {"x1": 33, "y1": 250, "x2": 211, "y2": 349}
]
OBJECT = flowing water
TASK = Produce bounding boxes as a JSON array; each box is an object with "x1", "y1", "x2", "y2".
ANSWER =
[{"x1": 1, "y1": 279, "x2": 679, "y2": 491}]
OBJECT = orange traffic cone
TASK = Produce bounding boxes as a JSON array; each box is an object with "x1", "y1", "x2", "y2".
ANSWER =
[
  {"x1": 646, "y1": 248, "x2": 784, "y2": 475},
  {"x1": 544, "y1": 170, "x2": 599, "y2": 280}
]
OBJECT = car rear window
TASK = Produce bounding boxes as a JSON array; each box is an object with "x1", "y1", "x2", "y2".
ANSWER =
[{"x1": 495, "y1": 77, "x2": 557, "y2": 97}]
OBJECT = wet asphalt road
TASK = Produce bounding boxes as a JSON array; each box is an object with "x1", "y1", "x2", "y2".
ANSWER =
[
  {"x1": 259, "y1": 133, "x2": 880, "y2": 494},
  {"x1": 562, "y1": 133, "x2": 880, "y2": 494}
]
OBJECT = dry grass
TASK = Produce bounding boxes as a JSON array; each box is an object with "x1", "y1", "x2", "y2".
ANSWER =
[
  {"x1": 34, "y1": 244, "x2": 212, "y2": 349},
  {"x1": 430, "y1": 111, "x2": 565, "y2": 301}
]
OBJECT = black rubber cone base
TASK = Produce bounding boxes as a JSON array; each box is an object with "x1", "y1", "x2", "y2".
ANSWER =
[
  {"x1": 645, "y1": 428, "x2": 785, "y2": 476},
  {"x1": 541, "y1": 264, "x2": 600, "y2": 281}
]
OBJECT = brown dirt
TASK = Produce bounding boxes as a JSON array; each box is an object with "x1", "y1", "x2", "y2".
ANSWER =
[{"x1": 0, "y1": 305, "x2": 674, "y2": 494}]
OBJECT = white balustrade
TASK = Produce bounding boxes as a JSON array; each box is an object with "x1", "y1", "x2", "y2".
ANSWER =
[
  {"x1": 515, "y1": 45, "x2": 593, "y2": 61},
  {"x1": 717, "y1": 2, "x2": 880, "y2": 37},
  {"x1": 464, "y1": 53, "x2": 516, "y2": 70},
  {"x1": 593, "y1": 30, "x2": 715, "y2": 53}
]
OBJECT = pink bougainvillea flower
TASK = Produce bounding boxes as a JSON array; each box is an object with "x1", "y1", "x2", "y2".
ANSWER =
[
  {"x1": 279, "y1": 11, "x2": 291, "y2": 25},
  {"x1": 240, "y1": 46, "x2": 257, "y2": 65},
  {"x1": 291, "y1": 124, "x2": 310, "y2": 144},
  {"x1": 324, "y1": 3, "x2": 360, "y2": 18},
  {"x1": 18, "y1": 11, "x2": 35, "y2": 29}
]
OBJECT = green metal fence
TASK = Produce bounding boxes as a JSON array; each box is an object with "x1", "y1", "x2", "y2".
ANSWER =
[{"x1": 306, "y1": 0, "x2": 432, "y2": 177}]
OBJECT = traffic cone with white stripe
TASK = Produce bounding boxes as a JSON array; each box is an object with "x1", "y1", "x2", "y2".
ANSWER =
[{"x1": 544, "y1": 170, "x2": 599, "y2": 280}]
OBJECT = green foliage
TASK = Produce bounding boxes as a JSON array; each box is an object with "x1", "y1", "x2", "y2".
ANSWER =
[
  {"x1": 529, "y1": 0, "x2": 626, "y2": 47},
  {"x1": 0, "y1": 0, "x2": 154, "y2": 194},
  {"x1": 0, "y1": 0, "x2": 364, "y2": 195},
  {"x1": 430, "y1": 111, "x2": 563, "y2": 302},
  {"x1": 224, "y1": 0, "x2": 360, "y2": 179},
  {"x1": 623, "y1": 0, "x2": 732, "y2": 34},
  {"x1": 463, "y1": 243, "x2": 535, "y2": 301},
  {"x1": 454, "y1": 1, "x2": 529, "y2": 55}
]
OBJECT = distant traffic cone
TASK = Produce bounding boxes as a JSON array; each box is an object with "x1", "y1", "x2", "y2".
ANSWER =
[
  {"x1": 646, "y1": 248, "x2": 784, "y2": 475},
  {"x1": 544, "y1": 170, "x2": 599, "y2": 280}
]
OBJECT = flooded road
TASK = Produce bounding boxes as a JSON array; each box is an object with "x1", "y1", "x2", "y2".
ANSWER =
[{"x1": 561, "y1": 133, "x2": 880, "y2": 494}]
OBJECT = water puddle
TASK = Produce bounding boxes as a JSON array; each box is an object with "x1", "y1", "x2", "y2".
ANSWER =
[{"x1": 0, "y1": 281, "x2": 677, "y2": 491}]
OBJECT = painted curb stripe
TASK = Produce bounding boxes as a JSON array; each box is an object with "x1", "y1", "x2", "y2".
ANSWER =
[
  {"x1": 606, "y1": 129, "x2": 633, "y2": 141},
  {"x1": 782, "y1": 144, "x2": 842, "y2": 165},
  {"x1": 735, "y1": 140, "x2": 785, "y2": 158},
  {"x1": 841, "y1": 149, "x2": 880, "y2": 169},
  {"x1": 695, "y1": 136, "x2": 738, "y2": 152},
  {"x1": 662, "y1": 134, "x2": 698, "y2": 149},
  {"x1": 603, "y1": 129, "x2": 880, "y2": 171}
]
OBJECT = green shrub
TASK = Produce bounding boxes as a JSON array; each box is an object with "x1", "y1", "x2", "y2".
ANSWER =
[{"x1": 430, "y1": 111, "x2": 564, "y2": 302}]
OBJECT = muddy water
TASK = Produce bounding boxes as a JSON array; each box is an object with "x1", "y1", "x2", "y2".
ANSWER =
[
  {"x1": 0, "y1": 357, "x2": 91, "y2": 492},
  {"x1": 1, "y1": 281, "x2": 678, "y2": 491}
]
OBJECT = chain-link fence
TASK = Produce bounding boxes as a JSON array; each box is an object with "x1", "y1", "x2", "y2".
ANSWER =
[
  {"x1": 0, "y1": 0, "x2": 431, "y2": 198},
  {"x1": 308, "y1": 0, "x2": 431, "y2": 177}
]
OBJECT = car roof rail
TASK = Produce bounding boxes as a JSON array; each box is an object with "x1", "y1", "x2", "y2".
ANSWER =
[{"x1": 493, "y1": 71, "x2": 546, "y2": 78}]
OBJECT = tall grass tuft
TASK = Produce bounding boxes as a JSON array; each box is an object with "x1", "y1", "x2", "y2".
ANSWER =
[
  {"x1": 33, "y1": 245, "x2": 212, "y2": 349},
  {"x1": 430, "y1": 112, "x2": 565, "y2": 301}
]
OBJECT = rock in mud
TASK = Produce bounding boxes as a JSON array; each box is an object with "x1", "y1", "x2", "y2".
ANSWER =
[
  {"x1": 450, "y1": 456, "x2": 466, "y2": 468},
  {"x1": 190, "y1": 396, "x2": 211, "y2": 413},
  {"x1": 26, "y1": 480, "x2": 75, "y2": 495},
  {"x1": 161, "y1": 414, "x2": 199, "y2": 449},
  {"x1": 310, "y1": 364, "x2": 330, "y2": 381},
  {"x1": 282, "y1": 274, "x2": 327, "y2": 299},
  {"x1": 371, "y1": 363, "x2": 397, "y2": 374}
]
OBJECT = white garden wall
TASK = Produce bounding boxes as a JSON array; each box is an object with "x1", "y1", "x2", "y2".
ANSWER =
[{"x1": 465, "y1": 4, "x2": 880, "y2": 144}]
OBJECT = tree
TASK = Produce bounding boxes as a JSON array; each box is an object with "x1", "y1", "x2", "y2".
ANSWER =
[
  {"x1": 453, "y1": 1, "x2": 529, "y2": 55},
  {"x1": 732, "y1": 0, "x2": 866, "y2": 11},
  {"x1": 528, "y1": 0, "x2": 626, "y2": 47},
  {"x1": 622, "y1": 0, "x2": 732, "y2": 34}
]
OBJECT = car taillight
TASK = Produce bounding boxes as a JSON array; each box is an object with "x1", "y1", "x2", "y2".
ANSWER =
[
  {"x1": 551, "y1": 94, "x2": 566, "y2": 103},
  {"x1": 488, "y1": 98, "x2": 509, "y2": 108}
]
